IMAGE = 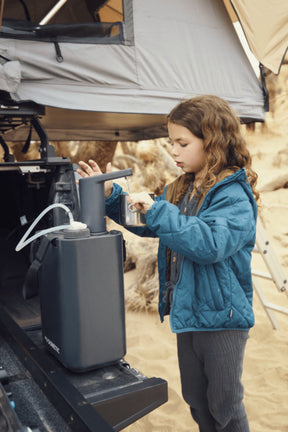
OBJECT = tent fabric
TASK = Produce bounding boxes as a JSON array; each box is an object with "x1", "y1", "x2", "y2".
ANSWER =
[
  {"x1": 230, "y1": 0, "x2": 288, "y2": 74},
  {"x1": 0, "y1": 0, "x2": 265, "y2": 141},
  {"x1": 0, "y1": 61, "x2": 21, "y2": 93}
]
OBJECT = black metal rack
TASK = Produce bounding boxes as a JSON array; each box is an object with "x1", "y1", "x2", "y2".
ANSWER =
[
  {"x1": 0, "y1": 91, "x2": 45, "y2": 134},
  {"x1": 0, "y1": 91, "x2": 57, "y2": 161}
]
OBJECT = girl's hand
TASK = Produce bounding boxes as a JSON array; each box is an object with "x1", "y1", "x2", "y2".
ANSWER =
[
  {"x1": 77, "y1": 159, "x2": 113, "y2": 198},
  {"x1": 128, "y1": 192, "x2": 154, "y2": 214}
]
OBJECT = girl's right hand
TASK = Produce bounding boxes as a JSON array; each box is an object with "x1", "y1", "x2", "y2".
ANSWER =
[{"x1": 77, "y1": 159, "x2": 113, "y2": 198}]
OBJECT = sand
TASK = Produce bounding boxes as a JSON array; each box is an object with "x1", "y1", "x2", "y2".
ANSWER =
[{"x1": 121, "y1": 89, "x2": 288, "y2": 430}]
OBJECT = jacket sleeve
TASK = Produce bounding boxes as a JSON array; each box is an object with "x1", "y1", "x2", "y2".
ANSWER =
[
  {"x1": 105, "y1": 182, "x2": 165, "y2": 238},
  {"x1": 145, "y1": 185, "x2": 256, "y2": 264},
  {"x1": 105, "y1": 182, "x2": 123, "y2": 222}
]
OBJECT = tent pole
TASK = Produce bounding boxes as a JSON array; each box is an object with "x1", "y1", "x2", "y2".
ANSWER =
[
  {"x1": 0, "y1": 0, "x2": 5, "y2": 32},
  {"x1": 39, "y1": 0, "x2": 68, "y2": 25}
]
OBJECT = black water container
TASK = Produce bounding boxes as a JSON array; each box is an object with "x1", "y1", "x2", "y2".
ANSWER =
[
  {"x1": 39, "y1": 228, "x2": 126, "y2": 371},
  {"x1": 39, "y1": 168, "x2": 133, "y2": 372}
]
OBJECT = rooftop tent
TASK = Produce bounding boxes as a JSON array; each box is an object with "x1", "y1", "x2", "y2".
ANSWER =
[{"x1": 0, "y1": 0, "x2": 268, "y2": 141}]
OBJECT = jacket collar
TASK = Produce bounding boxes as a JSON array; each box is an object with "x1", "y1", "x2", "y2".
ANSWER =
[{"x1": 197, "y1": 168, "x2": 257, "y2": 217}]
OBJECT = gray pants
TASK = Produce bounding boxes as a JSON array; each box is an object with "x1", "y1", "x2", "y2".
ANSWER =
[{"x1": 177, "y1": 330, "x2": 250, "y2": 432}]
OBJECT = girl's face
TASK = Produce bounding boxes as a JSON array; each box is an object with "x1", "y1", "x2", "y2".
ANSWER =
[{"x1": 168, "y1": 122, "x2": 206, "y2": 178}]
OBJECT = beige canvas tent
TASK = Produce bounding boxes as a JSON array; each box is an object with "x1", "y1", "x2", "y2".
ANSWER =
[
  {"x1": 226, "y1": 0, "x2": 288, "y2": 75},
  {"x1": 0, "y1": 0, "x2": 287, "y2": 141}
]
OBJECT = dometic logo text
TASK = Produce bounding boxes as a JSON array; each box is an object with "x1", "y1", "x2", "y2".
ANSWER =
[{"x1": 44, "y1": 336, "x2": 60, "y2": 354}]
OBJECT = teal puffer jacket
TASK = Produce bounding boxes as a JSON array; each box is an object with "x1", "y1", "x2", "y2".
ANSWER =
[{"x1": 106, "y1": 169, "x2": 257, "y2": 333}]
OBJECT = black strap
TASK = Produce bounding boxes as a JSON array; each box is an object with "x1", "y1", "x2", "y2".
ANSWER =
[
  {"x1": 18, "y1": 0, "x2": 31, "y2": 21},
  {"x1": 21, "y1": 123, "x2": 32, "y2": 154},
  {"x1": 0, "y1": 54, "x2": 11, "y2": 62},
  {"x1": 22, "y1": 236, "x2": 53, "y2": 300},
  {"x1": 259, "y1": 63, "x2": 269, "y2": 112},
  {"x1": 0, "y1": 134, "x2": 14, "y2": 162},
  {"x1": 53, "y1": 41, "x2": 64, "y2": 63}
]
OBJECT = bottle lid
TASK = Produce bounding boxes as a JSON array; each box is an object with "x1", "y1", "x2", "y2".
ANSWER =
[{"x1": 63, "y1": 221, "x2": 90, "y2": 239}]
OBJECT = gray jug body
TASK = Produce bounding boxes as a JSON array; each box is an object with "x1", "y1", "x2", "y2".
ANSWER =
[{"x1": 39, "y1": 230, "x2": 126, "y2": 372}]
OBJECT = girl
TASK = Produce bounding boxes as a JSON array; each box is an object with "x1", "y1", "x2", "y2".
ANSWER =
[{"x1": 77, "y1": 95, "x2": 258, "y2": 432}]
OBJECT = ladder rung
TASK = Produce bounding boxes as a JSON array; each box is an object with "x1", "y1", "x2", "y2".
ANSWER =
[
  {"x1": 252, "y1": 270, "x2": 273, "y2": 280},
  {"x1": 252, "y1": 219, "x2": 288, "y2": 328},
  {"x1": 263, "y1": 301, "x2": 288, "y2": 316}
]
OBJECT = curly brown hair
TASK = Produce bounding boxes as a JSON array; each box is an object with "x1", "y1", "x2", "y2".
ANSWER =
[{"x1": 167, "y1": 95, "x2": 259, "y2": 203}]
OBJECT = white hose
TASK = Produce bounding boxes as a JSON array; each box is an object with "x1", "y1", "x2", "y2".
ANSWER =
[{"x1": 15, "y1": 203, "x2": 74, "y2": 252}]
